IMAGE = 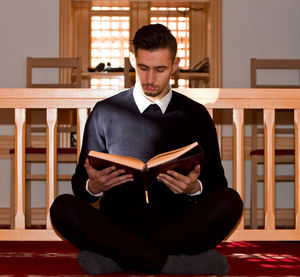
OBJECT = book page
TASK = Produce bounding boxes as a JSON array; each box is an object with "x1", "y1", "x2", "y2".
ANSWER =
[
  {"x1": 146, "y1": 142, "x2": 199, "y2": 168},
  {"x1": 89, "y1": 151, "x2": 145, "y2": 171}
]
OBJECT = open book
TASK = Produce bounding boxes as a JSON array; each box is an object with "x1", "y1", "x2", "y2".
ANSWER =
[{"x1": 88, "y1": 141, "x2": 204, "y2": 203}]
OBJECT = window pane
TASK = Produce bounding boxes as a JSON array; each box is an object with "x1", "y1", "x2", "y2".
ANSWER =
[
  {"x1": 151, "y1": 12, "x2": 189, "y2": 88},
  {"x1": 151, "y1": 15, "x2": 189, "y2": 70},
  {"x1": 90, "y1": 13, "x2": 129, "y2": 89},
  {"x1": 91, "y1": 6, "x2": 130, "y2": 11}
]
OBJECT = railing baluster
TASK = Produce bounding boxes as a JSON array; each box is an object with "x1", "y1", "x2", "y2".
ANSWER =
[
  {"x1": 233, "y1": 108, "x2": 245, "y2": 229},
  {"x1": 207, "y1": 108, "x2": 222, "y2": 154},
  {"x1": 46, "y1": 109, "x2": 57, "y2": 229},
  {"x1": 13, "y1": 108, "x2": 26, "y2": 229},
  {"x1": 77, "y1": 108, "x2": 88, "y2": 161},
  {"x1": 264, "y1": 108, "x2": 275, "y2": 229},
  {"x1": 294, "y1": 110, "x2": 300, "y2": 231}
]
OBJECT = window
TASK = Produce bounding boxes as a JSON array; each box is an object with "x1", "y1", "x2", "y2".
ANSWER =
[
  {"x1": 90, "y1": 7, "x2": 130, "y2": 89},
  {"x1": 89, "y1": 6, "x2": 191, "y2": 89},
  {"x1": 151, "y1": 7, "x2": 190, "y2": 88},
  {"x1": 151, "y1": 7, "x2": 190, "y2": 69},
  {"x1": 61, "y1": 1, "x2": 221, "y2": 89}
]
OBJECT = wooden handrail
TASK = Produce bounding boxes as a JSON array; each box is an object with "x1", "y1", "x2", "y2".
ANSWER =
[{"x1": 0, "y1": 88, "x2": 299, "y2": 241}]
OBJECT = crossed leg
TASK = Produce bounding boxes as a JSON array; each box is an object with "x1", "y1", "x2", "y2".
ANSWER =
[{"x1": 50, "y1": 187, "x2": 243, "y2": 273}]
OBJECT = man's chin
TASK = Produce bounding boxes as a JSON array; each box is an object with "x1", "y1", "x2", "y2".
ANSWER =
[{"x1": 143, "y1": 90, "x2": 160, "y2": 97}]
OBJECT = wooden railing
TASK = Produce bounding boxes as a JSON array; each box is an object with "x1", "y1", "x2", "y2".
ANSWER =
[{"x1": 0, "y1": 88, "x2": 299, "y2": 241}]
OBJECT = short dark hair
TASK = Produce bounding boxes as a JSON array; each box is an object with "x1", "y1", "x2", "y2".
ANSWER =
[{"x1": 132, "y1": 24, "x2": 177, "y2": 61}]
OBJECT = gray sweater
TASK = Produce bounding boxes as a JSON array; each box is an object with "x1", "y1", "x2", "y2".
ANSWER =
[{"x1": 72, "y1": 88, "x2": 227, "y2": 207}]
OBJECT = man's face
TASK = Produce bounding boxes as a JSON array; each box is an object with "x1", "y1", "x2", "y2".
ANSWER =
[{"x1": 132, "y1": 48, "x2": 180, "y2": 101}]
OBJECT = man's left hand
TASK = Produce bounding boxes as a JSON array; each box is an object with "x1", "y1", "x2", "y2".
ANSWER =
[{"x1": 157, "y1": 165, "x2": 201, "y2": 195}]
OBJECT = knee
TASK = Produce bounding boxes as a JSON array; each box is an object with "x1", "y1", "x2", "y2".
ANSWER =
[
  {"x1": 50, "y1": 194, "x2": 74, "y2": 214},
  {"x1": 220, "y1": 187, "x2": 243, "y2": 219},
  {"x1": 209, "y1": 187, "x2": 243, "y2": 220},
  {"x1": 50, "y1": 194, "x2": 77, "y2": 226}
]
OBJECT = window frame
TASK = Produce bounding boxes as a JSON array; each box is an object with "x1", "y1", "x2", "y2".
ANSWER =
[{"x1": 60, "y1": 0, "x2": 222, "y2": 88}]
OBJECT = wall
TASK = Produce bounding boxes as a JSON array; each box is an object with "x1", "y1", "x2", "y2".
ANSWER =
[
  {"x1": 0, "y1": 0, "x2": 59, "y2": 88},
  {"x1": 222, "y1": 0, "x2": 300, "y2": 88},
  {"x1": 0, "y1": 0, "x2": 60, "y2": 207},
  {"x1": 0, "y1": 0, "x2": 300, "y2": 210},
  {"x1": 222, "y1": 0, "x2": 300, "y2": 209}
]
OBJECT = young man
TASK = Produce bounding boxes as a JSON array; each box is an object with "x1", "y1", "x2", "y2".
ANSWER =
[{"x1": 50, "y1": 24, "x2": 243, "y2": 275}]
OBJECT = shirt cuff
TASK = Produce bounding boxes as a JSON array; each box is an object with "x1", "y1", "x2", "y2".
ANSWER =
[
  {"x1": 86, "y1": 179, "x2": 103, "y2": 197},
  {"x1": 187, "y1": 179, "x2": 203, "y2": 196}
]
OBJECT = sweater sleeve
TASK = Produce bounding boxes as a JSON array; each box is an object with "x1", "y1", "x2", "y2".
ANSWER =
[
  {"x1": 197, "y1": 107, "x2": 228, "y2": 194},
  {"x1": 71, "y1": 102, "x2": 107, "y2": 202}
]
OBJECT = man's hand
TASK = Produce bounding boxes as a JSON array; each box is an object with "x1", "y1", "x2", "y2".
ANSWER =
[
  {"x1": 157, "y1": 165, "x2": 201, "y2": 195},
  {"x1": 84, "y1": 159, "x2": 134, "y2": 195}
]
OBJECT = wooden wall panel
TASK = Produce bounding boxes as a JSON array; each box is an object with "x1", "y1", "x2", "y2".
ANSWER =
[
  {"x1": 59, "y1": 0, "x2": 74, "y2": 84},
  {"x1": 73, "y1": 1, "x2": 90, "y2": 87},
  {"x1": 207, "y1": 0, "x2": 222, "y2": 87},
  {"x1": 130, "y1": 1, "x2": 150, "y2": 45}
]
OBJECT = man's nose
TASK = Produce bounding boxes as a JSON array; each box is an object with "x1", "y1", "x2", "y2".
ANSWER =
[{"x1": 147, "y1": 70, "x2": 155, "y2": 83}]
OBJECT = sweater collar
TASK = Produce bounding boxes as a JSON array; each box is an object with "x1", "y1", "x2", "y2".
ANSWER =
[{"x1": 132, "y1": 85, "x2": 172, "y2": 114}]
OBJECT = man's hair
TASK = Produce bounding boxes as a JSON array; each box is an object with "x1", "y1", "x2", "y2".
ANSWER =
[{"x1": 132, "y1": 24, "x2": 177, "y2": 61}]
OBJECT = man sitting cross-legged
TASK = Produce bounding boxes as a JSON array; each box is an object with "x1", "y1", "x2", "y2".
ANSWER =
[{"x1": 50, "y1": 23, "x2": 243, "y2": 275}]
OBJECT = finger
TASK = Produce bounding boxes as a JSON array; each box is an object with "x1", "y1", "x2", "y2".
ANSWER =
[
  {"x1": 94, "y1": 168, "x2": 128, "y2": 186},
  {"x1": 187, "y1": 164, "x2": 201, "y2": 179},
  {"x1": 108, "y1": 175, "x2": 134, "y2": 188},
  {"x1": 165, "y1": 181, "x2": 183, "y2": 194},
  {"x1": 164, "y1": 165, "x2": 201, "y2": 186},
  {"x1": 162, "y1": 171, "x2": 190, "y2": 189},
  {"x1": 107, "y1": 171, "x2": 133, "y2": 184},
  {"x1": 103, "y1": 174, "x2": 134, "y2": 190},
  {"x1": 157, "y1": 174, "x2": 184, "y2": 194},
  {"x1": 102, "y1": 166, "x2": 123, "y2": 177},
  {"x1": 165, "y1": 169, "x2": 183, "y2": 180}
]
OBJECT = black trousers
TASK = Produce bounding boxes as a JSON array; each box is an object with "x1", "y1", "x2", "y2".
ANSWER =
[{"x1": 50, "y1": 187, "x2": 243, "y2": 273}]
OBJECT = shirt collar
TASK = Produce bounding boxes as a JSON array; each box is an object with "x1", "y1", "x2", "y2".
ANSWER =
[{"x1": 133, "y1": 85, "x2": 172, "y2": 114}]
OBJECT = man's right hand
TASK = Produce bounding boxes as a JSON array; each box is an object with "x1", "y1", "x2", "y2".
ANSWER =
[{"x1": 84, "y1": 159, "x2": 134, "y2": 195}]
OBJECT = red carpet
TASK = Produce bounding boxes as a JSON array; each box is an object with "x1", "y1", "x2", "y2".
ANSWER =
[{"x1": 0, "y1": 241, "x2": 299, "y2": 276}]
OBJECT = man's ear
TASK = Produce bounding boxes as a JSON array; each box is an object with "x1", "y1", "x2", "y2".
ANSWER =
[
  {"x1": 172, "y1": 57, "x2": 180, "y2": 74},
  {"x1": 129, "y1": 52, "x2": 136, "y2": 69}
]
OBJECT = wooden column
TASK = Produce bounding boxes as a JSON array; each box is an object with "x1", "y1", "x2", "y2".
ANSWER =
[
  {"x1": 14, "y1": 109, "x2": 26, "y2": 230},
  {"x1": 189, "y1": 3, "x2": 208, "y2": 88},
  {"x1": 59, "y1": 0, "x2": 74, "y2": 84},
  {"x1": 294, "y1": 110, "x2": 300, "y2": 231},
  {"x1": 130, "y1": 2, "x2": 150, "y2": 47},
  {"x1": 46, "y1": 109, "x2": 57, "y2": 229},
  {"x1": 190, "y1": 3, "x2": 207, "y2": 67},
  {"x1": 73, "y1": 1, "x2": 90, "y2": 88},
  {"x1": 77, "y1": 108, "x2": 88, "y2": 161},
  {"x1": 207, "y1": 0, "x2": 222, "y2": 88},
  {"x1": 233, "y1": 108, "x2": 245, "y2": 229},
  {"x1": 264, "y1": 108, "x2": 275, "y2": 229}
]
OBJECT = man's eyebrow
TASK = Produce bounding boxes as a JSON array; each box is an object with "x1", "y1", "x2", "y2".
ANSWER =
[
  {"x1": 155, "y1": 65, "x2": 168, "y2": 69},
  {"x1": 137, "y1": 64, "x2": 168, "y2": 69},
  {"x1": 137, "y1": 63, "x2": 149, "y2": 67}
]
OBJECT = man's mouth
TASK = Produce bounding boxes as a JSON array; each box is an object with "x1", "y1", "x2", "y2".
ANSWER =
[{"x1": 143, "y1": 85, "x2": 157, "y2": 91}]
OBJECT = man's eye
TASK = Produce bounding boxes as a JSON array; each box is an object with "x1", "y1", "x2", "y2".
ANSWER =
[
  {"x1": 156, "y1": 68, "x2": 165, "y2": 73},
  {"x1": 140, "y1": 66, "x2": 148, "y2": 71}
]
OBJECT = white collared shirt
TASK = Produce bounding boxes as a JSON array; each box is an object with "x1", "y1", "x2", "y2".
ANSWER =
[{"x1": 133, "y1": 84, "x2": 172, "y2": 114}]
